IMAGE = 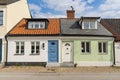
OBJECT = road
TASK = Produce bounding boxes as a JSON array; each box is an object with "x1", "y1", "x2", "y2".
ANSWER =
[{"x1": 0, "y1": 72, "x2": 120, "y2": 80}]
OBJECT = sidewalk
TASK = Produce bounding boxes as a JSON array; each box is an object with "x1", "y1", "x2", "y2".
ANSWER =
[{"x1": 0, "y1": 66, "x2": 120, "y2": 73}]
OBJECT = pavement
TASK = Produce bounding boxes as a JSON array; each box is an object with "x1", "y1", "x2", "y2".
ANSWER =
[{"x1": 0, "y1": 72, "x2": 120, "y2": 80}]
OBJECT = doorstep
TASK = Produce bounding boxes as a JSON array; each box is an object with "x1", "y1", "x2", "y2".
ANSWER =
[
  {"x1": 46, "y1": 63, "x2": 60, "y2": 67},
  {"x1": 60, "y1": 62, "x2": 74, "y2": 67}
]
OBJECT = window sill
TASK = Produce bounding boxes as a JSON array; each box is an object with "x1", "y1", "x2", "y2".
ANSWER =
[
  {"x1": 30, "y1": 53, "x2": 40, "y2": 55},
  {"x1": 81, "y1": 53, "x2": 91, "y2": 55},
  {"x1": 14, "y1": 54, "x2": 24, "y2": 55},
  {"x1": 98, "y1": 53, "x2": 108, "y2": 55}
]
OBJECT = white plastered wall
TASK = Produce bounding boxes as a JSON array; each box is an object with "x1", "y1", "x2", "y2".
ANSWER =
[
  {"x1": 7, "y1": 37, "x2": 60, "y2": 63},
  {"x1": 115, "y1": 42, "x2": 120, "y2": 66}
]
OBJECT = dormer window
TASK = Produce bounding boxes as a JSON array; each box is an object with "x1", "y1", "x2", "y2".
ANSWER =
[
  {"x1": 81, "y1": 17, "x2": 100, "y2": 29},
  {"x1": 27, "y1": 19, "x2": 49, "y2": 29},
  {"x1": 83, "y1": 20, "x2": 97, "y2": 29},
  {"x1": 28, "y1": 22, "x2": 45, "y2": 29}
]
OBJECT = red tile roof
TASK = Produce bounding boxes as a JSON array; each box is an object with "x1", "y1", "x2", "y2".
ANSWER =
[{"x1": 9, "y1": 18, "x2": 60, "y2": 36}]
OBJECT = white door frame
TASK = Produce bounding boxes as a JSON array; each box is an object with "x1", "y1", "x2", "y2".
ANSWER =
[{"x1": 62, "y1": 41, "x2": 74, "y2": 63}]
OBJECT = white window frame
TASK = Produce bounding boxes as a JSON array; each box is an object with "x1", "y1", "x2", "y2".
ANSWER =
[
  {"x1": 28, "y1": 21, "x2": 45, "y2": 29},
  {"x1": 81, "y1": 42, "x2": 90, "y2": 54},
  {"x1": 31, "y1": 41, "x2": 40, "y2": 55},
  {"x1": 15, "y1": 42, "x2": 24, "y2": 55},
  {"x1": 98, "y1": 42, "x2": 107, "y2": 54},
  {"x1": 82, "y1": 20, "x2": 97, "y2": 29},
  {"x1": 0, "y1": 8, "x2": 6, "y2": 27}
]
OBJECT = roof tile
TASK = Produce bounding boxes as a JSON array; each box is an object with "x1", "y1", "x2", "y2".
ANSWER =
[{"x1": 9, "y1": 18, "x2": 60, "y2": 36}]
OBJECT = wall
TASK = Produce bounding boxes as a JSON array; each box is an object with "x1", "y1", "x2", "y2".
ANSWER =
[
  {"x1": 115, "y1": 42, "x2": 120, "y2": 66},
  {"x1": 60, "y1": 37, "x2": 114, "y2": 66},
  {"x1": 7, "y1": 37, "x2": 60, "y2": 63},
  {"x1": 0, "y1": 5, "x2": 7, "y2": 37},
  {"x1": 74, "y1": 39, "x2": 114, "y2": 66},
  {"x1": 6, "y1": 0, "x2": 31, "y2": 32}
]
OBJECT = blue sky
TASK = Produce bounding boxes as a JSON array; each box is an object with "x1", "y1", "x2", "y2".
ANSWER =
[{"x1": 28, "y1": 0, "x2": 120, "y2": 18}]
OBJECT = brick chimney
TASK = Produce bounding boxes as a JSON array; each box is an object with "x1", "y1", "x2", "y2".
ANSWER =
[{"x1": 66, "y1": 10, "x2": 75, "y2": 18}]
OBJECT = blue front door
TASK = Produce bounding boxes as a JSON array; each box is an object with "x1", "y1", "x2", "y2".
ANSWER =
[
  {"x1": 0, "y1": 40, "x2": 2, "y2": 61},
  {"x1": 48, "y1": 40, "x2": 58, "y2": 62}
]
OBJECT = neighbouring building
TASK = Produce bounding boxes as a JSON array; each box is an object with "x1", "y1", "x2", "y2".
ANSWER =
[
  {"x1": 0, "y1": 0, "x2": 31, "y2": 66},
  {"x1": 100, "y1": 19, "x2": 120, "y2": 66},
  {"x1": 6, "y1": 18, "x2": 61, "y2": 66},
  {"x1": 6, "y1": 9, "x2": 114, "y2": 67}
]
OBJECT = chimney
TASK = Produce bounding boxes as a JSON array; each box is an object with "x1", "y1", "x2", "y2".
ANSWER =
[
  {"x1": 66, "y1": 6, "x2": 75, "y2": 18},
  {"x1": 67, "y1": 10, "x2": 75, "y2": 18}
]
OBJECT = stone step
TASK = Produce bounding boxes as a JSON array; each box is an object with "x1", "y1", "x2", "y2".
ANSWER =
[
  {"x1": 46, "y1": 63, "x2": 60, "y2": 67},
  {"x1": 60, "y1": 62, "x2": 74, "y2": 67}
]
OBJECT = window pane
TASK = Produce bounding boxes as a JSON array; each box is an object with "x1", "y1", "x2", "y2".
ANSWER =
[
  {"x1": 0, "y1": 11, "x2": 3, "y2": 26},
  {"x1": 40, "y1": 22, "x2": 45, "y2": 28},
  {"x1": 81, "y1": 42, "x2": 85, "y2": 52},
  {"x1": 0, "y1": 11, "x2": 3, "y2": 17},
  {"x1": 31, "y1": 42, "x2": 35, "y2": 53},
  {"x1": 16, "y1": 42, "x2": 19, "y2": 53},
  {"x1": 103, "y1": 42, "x2": 107, "y2": 53},
  {"x1": 90, "y1": 21, "x2": 95, "y2": 29},
  {"x1": 16, "y1": 49, "x2": 19, "y2": 53},
  {"x1": 35, "y1": 23, "x2": 39, "y2": 28},
  {"x1": 28, "y1": 22, "x2": 34, "y2": 29},
  {"x1": 98, "y1": 43, "x2": 102, "y2": 53},
  {"x1": 42, "y1": 43, "x2": 45, "y2": 50},
  {"x1": 84, "y1": 21, "x2": 89, "y2": 29},
  {"x1": 86, "y1": 42, "x2": 90, "y2": 52},
  {"x1": 21, "y1": 49, "x2": 24, "y2": 53}
]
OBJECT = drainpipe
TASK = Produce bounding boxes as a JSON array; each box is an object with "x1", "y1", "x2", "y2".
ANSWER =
[
  {"x1": 113, "y1": 40, "x2": 116, "y2": 66},
  {"x1": 5, "y1": 35, "x2": 8, "y2": 66}
]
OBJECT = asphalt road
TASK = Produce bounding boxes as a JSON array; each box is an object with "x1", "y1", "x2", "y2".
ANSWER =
[{"x1": 0, "y1": 72, "x2": 120, "y2": 80}]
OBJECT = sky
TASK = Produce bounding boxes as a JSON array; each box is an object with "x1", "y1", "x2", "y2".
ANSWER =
[{"x1": 28, "y1": 0, "x2": 120, "y2": 18}]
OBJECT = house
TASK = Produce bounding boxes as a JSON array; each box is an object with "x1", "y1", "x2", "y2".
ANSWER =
[
  {"x1": 0, "y1": 0, "x2": 31, "y2": 66},
  {"x1": 100, "y1": 19, "x2": 120, "y2": 66},
  {"x1": 60, "y1": 10, "x2": 114, "y2": 66},
  {"x1": 6, "y1": 18, "x2": 60, "y2": 66},
  {"x1": 6, "y1": 9, "x2": 114, "y2": 67}
]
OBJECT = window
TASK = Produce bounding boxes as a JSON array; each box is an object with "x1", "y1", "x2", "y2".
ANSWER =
[
  {"x1": 81, "y1": 42, "x2": 90, "y2": 53},
  {"x1": 0, "y1": 11, "x2": 3, "y2": 26},
  {"x1": 42, "y1": 43, "x2": 45, "y2": 50},
  {"x1": 28, "y1": 22, "x2": 45, "y2": 29},
  {"x1": 98, "y1": 42, "x2": 107, "y2": 53},
  {"x1": 15, "y1": 42, "x2": 24, "y2": 55},
  {"x1": 31, "y1": 42, "x2": 40, "y2": 55},
  {"x1": 83, "y1": 20, "x2": 96, "y2": 29}
]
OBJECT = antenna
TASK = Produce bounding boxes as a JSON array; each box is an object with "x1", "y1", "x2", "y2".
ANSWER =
[{"x1": 70, "y1": 6, "x2": 74, "y2": 10}]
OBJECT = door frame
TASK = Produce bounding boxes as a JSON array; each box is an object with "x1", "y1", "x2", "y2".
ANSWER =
[
  {"x1": 48, "y1": 40, "x2": 59, "y2": 63},
  {"x1": 61, "y1": 41, "x2": 74, "y2": 63}
]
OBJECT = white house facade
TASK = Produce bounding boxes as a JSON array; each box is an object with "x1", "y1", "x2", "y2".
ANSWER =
[{"x1": 0, "y1": 0, "x2": 31, "y2": 66}]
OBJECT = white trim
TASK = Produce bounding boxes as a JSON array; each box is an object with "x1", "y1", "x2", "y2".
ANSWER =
[
  {"x1": 74, "y1": 61, "x2": 113, "y2": 66},
  {"x1": 7, "y1": 36, "x2": 114, "y2": 40}
]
